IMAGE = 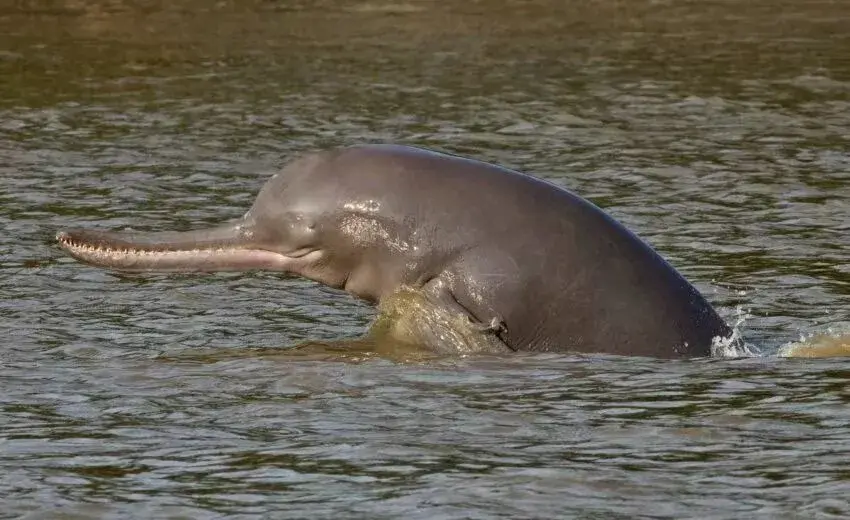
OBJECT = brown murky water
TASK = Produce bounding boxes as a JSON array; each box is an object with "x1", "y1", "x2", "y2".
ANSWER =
[{"x1": 2, "y1": 1, "x2": 849, "y2": 518}]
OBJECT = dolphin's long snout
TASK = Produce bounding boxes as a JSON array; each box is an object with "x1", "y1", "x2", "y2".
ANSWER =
[{"x1": 55, "y1": 223, "x2": 290, "y2": 272}]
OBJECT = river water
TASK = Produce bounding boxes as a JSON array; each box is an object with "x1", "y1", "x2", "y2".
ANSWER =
[{"x1": 2, "y1": 0, "x2": 849, "y2": 518}]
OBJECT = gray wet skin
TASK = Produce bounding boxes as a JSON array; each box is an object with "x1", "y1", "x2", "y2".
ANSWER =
[{"x1": 56, "y1": 145, "x2": 733, "y2": 358}]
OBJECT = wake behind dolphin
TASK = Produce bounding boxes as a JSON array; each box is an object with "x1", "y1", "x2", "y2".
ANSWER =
[{"x1": 56, "y1": 144, "x2": 735, "y2": 358}]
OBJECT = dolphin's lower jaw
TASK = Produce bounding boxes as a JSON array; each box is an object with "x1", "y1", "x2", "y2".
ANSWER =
[{"x1": 55, "y1": 228, "x2": 294, "y2": 272}]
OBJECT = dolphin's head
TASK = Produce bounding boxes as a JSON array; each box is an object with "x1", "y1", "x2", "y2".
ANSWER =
[{"x1": 57, "y1": 152, "x2": 350, "y2": 283}]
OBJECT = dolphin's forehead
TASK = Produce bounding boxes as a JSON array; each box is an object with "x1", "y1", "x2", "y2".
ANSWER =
[
  {"x1": 248, "y1": 146, "x2": 462, "y2": 236},
  {"x1": 248, "y1": 154, "x2": 334, "y2": 215},
  {"x1": 252, "y1": 171, "x2": 293, "y2": 209},
  {"x1": 252, "y1": 157, "x2": 394, "y2": 219}
]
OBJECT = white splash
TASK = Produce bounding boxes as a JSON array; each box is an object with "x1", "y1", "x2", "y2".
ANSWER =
[{"x1": 711, "y1": 304, "x2": 761, "y2": 358}]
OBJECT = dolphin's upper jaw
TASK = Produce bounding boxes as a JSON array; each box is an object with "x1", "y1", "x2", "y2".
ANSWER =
[{"x1": 55, "y1": 228, "x2": 310, "y2": 273}]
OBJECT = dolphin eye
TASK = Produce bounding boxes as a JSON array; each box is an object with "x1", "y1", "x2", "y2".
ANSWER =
[{"x1": 289, "y1": 211, "x2": 316, "y2": 231}]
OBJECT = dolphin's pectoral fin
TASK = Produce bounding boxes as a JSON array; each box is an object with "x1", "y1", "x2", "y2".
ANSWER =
[
  {"x1": 421, "y1": 277, "x2": 481, "y2": 324},
  {"x1": 371, "y1": 286, "x2": 511, "y2": 355},
  {"x1": 421, "y1": 277, "x2": 512, "y2": 350},
  {"x1": 470, "y1": 316, "x2": 508, "y2": 336}
]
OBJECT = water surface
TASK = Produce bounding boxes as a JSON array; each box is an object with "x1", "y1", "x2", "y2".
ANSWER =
[{"x1": 2, "y1": 0, "x2": 849, "y2": 518}]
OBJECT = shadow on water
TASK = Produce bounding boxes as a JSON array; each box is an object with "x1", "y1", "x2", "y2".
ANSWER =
[{"x1": 158, "y1": 337, "x2": 440, "y2": 366}]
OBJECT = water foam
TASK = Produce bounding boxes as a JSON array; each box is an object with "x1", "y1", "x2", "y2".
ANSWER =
[{"x1": 711, "y1": 304, "x2": 762, "y2": 358}]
